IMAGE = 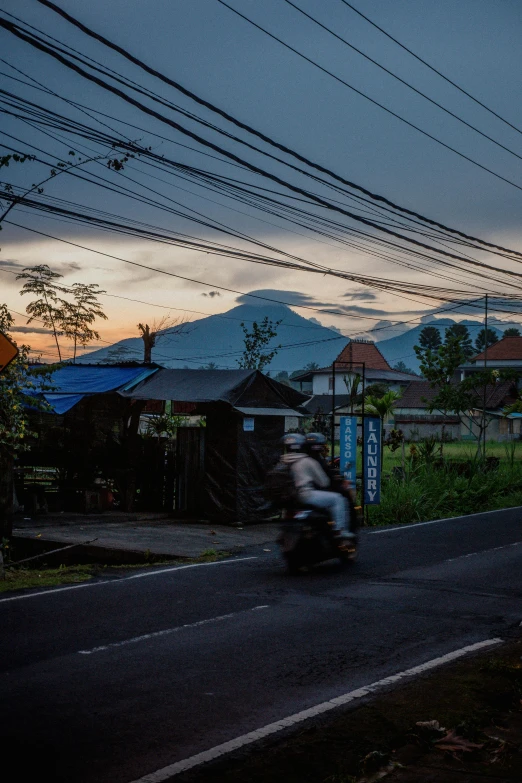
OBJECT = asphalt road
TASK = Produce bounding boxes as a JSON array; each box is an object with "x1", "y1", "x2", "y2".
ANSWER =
[{"x1": 2, "y1": 508, "x2": 522, "y2": 783}]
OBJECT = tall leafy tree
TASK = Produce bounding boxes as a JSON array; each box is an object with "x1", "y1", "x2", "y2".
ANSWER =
[
  {"x1": 237, "y1": 316, "x2": 281, "y2": 372},
  {"x1": 61, "y1": 283, "x2": 107, "y2": 362},
  {"x1": 0, "y1": 304, "x2": 54, "y2": 538},
  {"x1": 445, "y1": 324, "x2": 474, "y2": 358},
  {"x1": 503, "y1": 327, "x2": 521, "y2": 337},
  {"x1": 418, "y1": 326, "x2": 442, "y2": 351},
  {"x1": 475, "y1": 328, "x2": 499, "y2": 353},
  {"x1": 17, "y1": 264, "x2": 68, "y2": 361}
]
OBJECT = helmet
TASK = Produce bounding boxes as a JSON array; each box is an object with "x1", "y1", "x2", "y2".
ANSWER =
[
  {"x1": 305, "y1": 432, "x2": 327, "y2": 452},
  {"x1": 281, "y1": 432, "x2": 306, "y2": 452}
]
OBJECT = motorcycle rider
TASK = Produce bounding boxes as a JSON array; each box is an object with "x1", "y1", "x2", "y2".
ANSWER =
[
  {"x1": 305, "y1": 432, "x2": 357, "y2": 536},
  {"x1": 281, "y1": 432, "x2": 354, "y2": 541}
]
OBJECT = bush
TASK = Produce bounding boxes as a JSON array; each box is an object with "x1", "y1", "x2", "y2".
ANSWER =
[{"x1": 367, "y1": 461, "x2": 522, "y2": 526}]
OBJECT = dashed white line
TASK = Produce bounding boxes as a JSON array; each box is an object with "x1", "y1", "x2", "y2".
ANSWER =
[
  {"x1": 127, "y1": 638, "x2": 503, "y2": 782},
  {"x1": 368, "y1": 506, "x2": 522, "y2": 534},
  {"x1": 0, "y1": 557, "x2": 258, "y2": 604},
  {"x1": 78, "y1": 605, "x2": 269, "y2": 655},
  {"x1": 445, "y1": 541, "x2": 521, "y2": 563}
]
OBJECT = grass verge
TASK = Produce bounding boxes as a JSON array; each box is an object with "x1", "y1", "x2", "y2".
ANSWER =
[{"x1": 0, "y1": 548, "x2": 232, "y2": 594}]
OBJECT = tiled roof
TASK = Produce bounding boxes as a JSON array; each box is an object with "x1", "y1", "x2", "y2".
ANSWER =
[
  {"x1": 396, "y1": 381, "x2": 436, "y2": 409},
  {"x1": 335, "y1": 341, "x2": 392, "y2": 371},
  {"x1": 472, "y1": 336, "x2": 522, "y2": 362},
  {"x1": 397, "y1": 379, "x2": 517, "y2": 411},
  {"x1": 303, "y1": 394, "x2": 351, "y2": 414}
]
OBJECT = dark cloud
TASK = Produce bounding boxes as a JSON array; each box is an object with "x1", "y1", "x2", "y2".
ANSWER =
[
  {"x1": 201, "y1": 290, "x2": 222, "y2": 298},
  {"x1": 0, "y1": 259, "x2": 25, "y2": 271},
  {"x1": 235, "y1": 289, "x2": 332, "y2": 307},
  {"x1": 323, "y1": 304, "x2": 399, "y2": 317},
  {"x1": 10, "y1": 325, "x2": 53, "y2": 334},
  {"x1": 343, "y1": 289, "x2": 377, "y2": 302}
]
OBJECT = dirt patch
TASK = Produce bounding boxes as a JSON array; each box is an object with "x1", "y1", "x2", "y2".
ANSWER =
[{"x1": 179, "y1": 637, "x2": 522, "y2": 783}]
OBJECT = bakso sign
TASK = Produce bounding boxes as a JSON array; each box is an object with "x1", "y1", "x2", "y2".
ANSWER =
[{"x1": 339, "y1": 415, "x2": 357, "y2": 486}]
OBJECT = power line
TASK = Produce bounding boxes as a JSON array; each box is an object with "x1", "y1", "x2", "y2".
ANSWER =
[
  {"x1": 23, "y1": 0, "x2": 522, "y2": 258},
  {"x1": 337, "y1": 0, "x2": 522, "y2": 139},
  {"x1": 213, "y1": 0, "x2": 522, "y2": 194},
  {"x1": 283, "y1": 0, "x2": 522, "y2": 164}
]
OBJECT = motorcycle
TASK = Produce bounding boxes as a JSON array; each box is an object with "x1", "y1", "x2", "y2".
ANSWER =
[{"x1": 277, "y1": 503, "x2": 358, "y2": 574}]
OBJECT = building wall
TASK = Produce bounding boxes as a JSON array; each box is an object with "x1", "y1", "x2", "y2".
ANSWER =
[
  {"x1": 312, "y1": 373, "x2": 409, "y2": 396},
  {"x1": 464, "y1": 413, "x2": 522, "y2": 442}
]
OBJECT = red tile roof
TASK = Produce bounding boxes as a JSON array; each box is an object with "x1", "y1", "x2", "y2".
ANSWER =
[
  {"x1": 335, "y1": 341, "x2": 392, "y2": 371},
  {"x1": 473, "y1": 336, "x2": 522, "y2": 362}
]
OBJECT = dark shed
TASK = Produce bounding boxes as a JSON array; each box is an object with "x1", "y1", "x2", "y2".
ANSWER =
[{"x1": 122, "y1": 369, "x2": 309, "y2": 524}]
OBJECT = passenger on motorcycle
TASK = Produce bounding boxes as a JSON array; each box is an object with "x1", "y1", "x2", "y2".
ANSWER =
[
  {"x1": 281, "y1": 432, "x2": 354, "y2": 540},
  {"x1": 304, "y1": 432, "x2": 357, "y2": 536}
]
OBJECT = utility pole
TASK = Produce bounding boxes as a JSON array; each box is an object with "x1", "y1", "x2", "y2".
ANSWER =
[{"x1": 482, "y1": 294, "x2": 488, "y2": 459}]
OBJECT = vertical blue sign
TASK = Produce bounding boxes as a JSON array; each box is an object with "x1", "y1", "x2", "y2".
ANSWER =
[
  {"x1": 363, "y1": 417, "x2": 381, "y2": 505},
  {"x1": 339, "y1": 415, "x2": 357, "y2": 487}
]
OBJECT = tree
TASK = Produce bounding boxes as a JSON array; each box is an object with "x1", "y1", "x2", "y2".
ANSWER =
[
  {"x1": 274, "y1": 370, "x2": 291, "y2": 386},
  {"x1": 1, "y1": 149, "x2": 132, "y2": 231},
  {"x1": 17, "y1": 264, "x2": 69, "y2": 362},
  {"x1": 61, "y1": 283, "x2": 107, "y2": 362},
  {"x1": 343, "y1": 372, "x2": 362, "y2": 413},
  {"x1": 237, "y1": 316, "x2": 281, "y2": 372},
  {"x1": 393, "y1": 360, "x2": 415, "y2": 374},
  {"x1": 198, "y1": 362, "x2": 218, "y2": 370},
  {"x1": 364, "y1": 390, "x2": 401, "y2": 426},
  {"x1": 475, "y1": 328, "x2": 499, "y2": 353},
  {"x1": 0, "y1": 304, "x2": 54, "y2": 538},
  {"x1": 415, "y1": 335, "x2": 505, "y2": 457},
  {"x1": 364, "y1": 390, "x2": 401, "y2": 461},
  {"x1": 445, "y1": 324, "x2": 474, "y2": 359},
  {"x1": 418, "y1": 326, "x2": 442, "y2": 351},
  {"x1": 503, "y1": 327, "x2": 521, "y2": 337},
  {"x1": 138, "y1": 315, "x2": 187, "y2": 364}
]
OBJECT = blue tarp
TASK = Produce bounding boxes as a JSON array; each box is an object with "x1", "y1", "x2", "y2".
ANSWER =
[{"x1": 25, "y1": 365, "x2": 158, "y2": 414}]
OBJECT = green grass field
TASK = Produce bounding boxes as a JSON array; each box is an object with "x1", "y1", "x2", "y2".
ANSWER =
[{"x1": 336, "y1": 440, "x2": 522, "y2": 472}]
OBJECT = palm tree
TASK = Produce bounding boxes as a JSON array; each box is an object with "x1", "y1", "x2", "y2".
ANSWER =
[{"x1": 365, "y1": 390, "x2": 402, "y2": 461}]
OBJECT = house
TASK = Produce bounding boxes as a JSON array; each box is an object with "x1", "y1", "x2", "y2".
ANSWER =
[
  {"x1": 295, "y1": 341, "x2": 419, "y2": 430},
  {"x1": 294, "y1": 340, "x2": 419, "y2": 400},
  {"x1": 394, "y1": 380, "x2": 461, "y2": 441},
  {"x1": 460, "y1": 336, "x2": 522, "y2": 380},
  {"x1": 395, "y1": 378, "x2": 520, "y2": 441}
]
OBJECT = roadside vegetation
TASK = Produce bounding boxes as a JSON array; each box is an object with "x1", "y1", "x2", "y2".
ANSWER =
[{"x1": 366, "y1": 440, "x2": 522, "y2": 526}]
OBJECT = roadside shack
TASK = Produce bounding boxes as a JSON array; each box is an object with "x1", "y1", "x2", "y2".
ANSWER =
[{"x1": 122, "y1": 368, "x2": 309, "y2": 524}]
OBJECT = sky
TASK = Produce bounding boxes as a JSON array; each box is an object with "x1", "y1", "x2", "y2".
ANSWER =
[{"x1": 2, "y1": 0, "x2": 522, "y2": 361}]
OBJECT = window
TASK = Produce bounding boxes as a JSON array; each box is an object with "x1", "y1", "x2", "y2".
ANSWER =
[{"x1": 328, "y1": 376, "x2": 334, "y2": 391}]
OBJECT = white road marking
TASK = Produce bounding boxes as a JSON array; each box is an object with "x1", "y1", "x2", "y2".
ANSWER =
[
  {"x1": 444, "y1": 541, "x2": 521, "y2": 563},
  {"x1": 0, "y1": 557, "x2": 258, "y2": 604},
  {"x1": 368, "y1": 506, "x2": 522, "y2": 534},
  {"x1": 78, "y1": 605, "x2": 269, "y2": 655},
  {"x1": 127, "y1": 638, "x2": 502, "y2": 782}
]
